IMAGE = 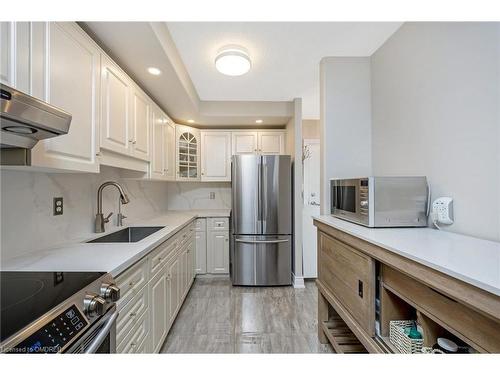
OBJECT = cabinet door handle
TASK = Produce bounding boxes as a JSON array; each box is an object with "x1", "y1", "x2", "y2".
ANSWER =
[{"x1": 358, "y1": 280, "x2": 364, "y2": 298}]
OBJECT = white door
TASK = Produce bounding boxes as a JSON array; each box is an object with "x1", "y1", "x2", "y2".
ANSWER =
[
  {"x1": 164, "y1": 121, "x2": 176, "y2": 180},
  {"x1": 150, "y1": 268, "x2": 167, "y2": 353},
  {"x1": 130, "y1": 87, "x2": 151, "y2": 161},
  {"x1": 100, "y1": 55, "x2": 132, "y2": 156},
  {"x1": 302, "y1": 139, "x2": 321, "y2": 278},
  {"x1": 150, "y1": 106, "x2": 164, "y2": 179},
  {"x1": 31, "y1": 22, "x2": 100, "y2": 173},
  {"x1": 201, "y1": 131, "x2": 231, "y2": 181},
  {"x1": 258, "y1": 132, "x2": 285, "y2": 155},
  {"x1": 195, "y1": 230, "x2": 207, "y2": 274},
  {"x1": 208, "y1": 231, "x2": 229, "y2": 274},
  {"x1": 232, "y1": 131, "x2": 258, "y2": 155}
]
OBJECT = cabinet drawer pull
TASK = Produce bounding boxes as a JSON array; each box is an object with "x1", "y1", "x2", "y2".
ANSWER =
[
  {"x1": 129, "y1": 312, "x2": 137, "y2": 317},
  {"x1": 129, "y1": 281, "x2": 134, "y2": 287},
  {"x1": 358, "y1": 280, "x2": 363, "y2": 298},
  {"x1": 130, "y1": 342, "x2": 136, "y2": 347}
]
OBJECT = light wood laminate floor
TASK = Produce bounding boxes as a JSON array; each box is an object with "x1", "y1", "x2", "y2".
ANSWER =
[{"x1": 160, "y1": 277, "x2": 333, "y2": 353}]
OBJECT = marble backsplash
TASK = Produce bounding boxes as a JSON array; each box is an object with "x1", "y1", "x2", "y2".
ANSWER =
[
  {"x1": 166, "y1": 182, "x2": 231, "y2": 211},
  {"x1": 0, "y1": 166, "x2": 169, "y2": 261}
]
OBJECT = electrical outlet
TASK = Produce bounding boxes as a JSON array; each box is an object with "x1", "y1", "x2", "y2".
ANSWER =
[
  {"x1": 53, "y1": 197, "x2": 64, "y2": 216},
  {"x1": 209, "y1": 192, "x2": 215, "y2": 200},
  {"x1": 432, "y1": 197, "x2": 453, "y2": 225}
]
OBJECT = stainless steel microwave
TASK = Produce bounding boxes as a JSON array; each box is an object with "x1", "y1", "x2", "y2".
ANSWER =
[{"x1": 330, "y1": 176, "x2": 429, "y2": 227}]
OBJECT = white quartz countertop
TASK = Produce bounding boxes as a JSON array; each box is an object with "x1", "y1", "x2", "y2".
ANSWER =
[
  {"x1": 313, "y1": 215, "x2": 500, "y2": 296},
  {"x1": 165, "y1": 209, "x2": 231, "y2": 218},
  {"x1": 1, "y1": 210, "x2": 229, "y2": 277}
]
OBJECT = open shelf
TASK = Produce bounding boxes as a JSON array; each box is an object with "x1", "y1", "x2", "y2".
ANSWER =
[
  {"x1": 378, "y1": 284, "x2": 476, "y2": 353},
  {"x1": 321, "y1": 308, "x2": 368, "y2": 354}
]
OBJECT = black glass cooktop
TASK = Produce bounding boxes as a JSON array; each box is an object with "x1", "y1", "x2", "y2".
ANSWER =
[{"x1": 0, "y1": 271, "x2": 104, "y2": 342}]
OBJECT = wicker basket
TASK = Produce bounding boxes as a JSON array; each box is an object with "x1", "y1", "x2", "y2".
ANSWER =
[{"x1": 389, "y1": 320, "x2": 424, "y2": 354}]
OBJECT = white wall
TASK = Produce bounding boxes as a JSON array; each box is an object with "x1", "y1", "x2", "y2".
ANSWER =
[
  {"x1": 0, "y1": 166, "x2": 169, "y2": 261},
  {"x1": 371, "y1": 22, "x2": 500, "y2": 241},
  {"x1": 319, "y1": 57, "x2": 372, "y2": 214},
  {"x1": 303, "y1": 119, "x2": 320, "y2": 139},
  {"x1": 165, "y1": 182, "x2": 231, "y2": 210}
]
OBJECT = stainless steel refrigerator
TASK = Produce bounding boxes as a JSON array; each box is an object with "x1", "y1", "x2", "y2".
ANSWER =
[{"x1": 230, "y1": 154, "x2": 292, "y2": 286}]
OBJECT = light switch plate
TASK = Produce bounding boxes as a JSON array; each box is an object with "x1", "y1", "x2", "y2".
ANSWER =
[
  {"x1": 53, "y1": 197, "x2": 63, "y2": 216},
  {"x1": 209, "y1": 192, "x2": 215, "y2": 199}
]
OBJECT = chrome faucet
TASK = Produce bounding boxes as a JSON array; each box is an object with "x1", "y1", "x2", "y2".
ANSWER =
[{"x1": 95, "y1": 181, "x2": 130, "y2": 233}]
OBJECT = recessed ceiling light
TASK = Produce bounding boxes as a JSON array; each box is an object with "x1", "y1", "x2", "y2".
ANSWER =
[
  {"x1": 255, "y1": 119, "x2": 263, "y2": 124},
  {"x1": 187, "y1": 119, "x2": 195, "y2": 124},
  {"x1": 215, "y1": 45, "x2": 251, "y2": 76},
  {"x1": 147, "y1": 67, "x2": 161, "y2": 76}
]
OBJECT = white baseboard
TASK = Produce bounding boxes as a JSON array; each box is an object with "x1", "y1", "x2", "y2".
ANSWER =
[{"x1": 292, "y1": 274, "x2": 305, "y2": 289}]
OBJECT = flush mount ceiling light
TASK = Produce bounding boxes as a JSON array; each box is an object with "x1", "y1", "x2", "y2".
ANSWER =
[
  {"x1": 215, "y1": 45, "x2": 251, "y2": 76},
  {"x1": 255, "y1": 119, "x2": 263, "y2": 124},
  {"x1": 187, "y1": 119, "x2": 195, "y2": 124},
  {"x1": 147, "y1": 67, "x2": 161, "y2": 76}
]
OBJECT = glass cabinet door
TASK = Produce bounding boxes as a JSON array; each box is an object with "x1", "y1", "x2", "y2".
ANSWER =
[{"x1": 178, "y1": 132, "x2": 198, "y2": 179}]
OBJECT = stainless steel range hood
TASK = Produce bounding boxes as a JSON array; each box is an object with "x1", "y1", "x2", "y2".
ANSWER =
[{"x1": 1, "y1": 84, "x2": 72, "y2": 165}]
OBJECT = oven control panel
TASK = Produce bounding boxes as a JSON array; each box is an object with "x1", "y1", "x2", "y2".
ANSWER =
[{"x1": 11, "y1": 305, "x2": 88, "y2": 353}]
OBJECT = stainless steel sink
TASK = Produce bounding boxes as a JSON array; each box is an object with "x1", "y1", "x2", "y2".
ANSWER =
[{"x1": 87, "y1": 226, "x2": 165, "y2": 243}]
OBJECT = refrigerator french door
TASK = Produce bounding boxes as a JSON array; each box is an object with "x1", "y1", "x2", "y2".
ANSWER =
[{"x1": 231, "y1": 155, "x2": 292, "y2": 286}]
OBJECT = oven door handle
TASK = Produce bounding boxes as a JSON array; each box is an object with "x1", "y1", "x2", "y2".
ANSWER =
[{"x1": 84, "y1": 309, "x2": 118, "y2": 354}]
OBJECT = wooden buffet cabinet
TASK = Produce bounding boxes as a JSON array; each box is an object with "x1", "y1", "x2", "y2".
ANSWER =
[{"x1": 314, "y1": 219, "x2": 500, "y2": 354}]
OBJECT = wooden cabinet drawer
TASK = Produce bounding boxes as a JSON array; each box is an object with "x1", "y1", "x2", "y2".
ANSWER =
[
  {"x1": 208, "y1": 217, "x2": 229, "y2": 231},
  {"x1": 149, "y1": 237, "x2": 177, "y2": 277},
  {"x1": 195, "y1": 218, "x2": 206, "y2": 232},
  {"x1": 116, "y1": 257, "x2": 149, "y2": 308},
  {"x1": 381, "y1": 265, "x2": 500, "y2": 353},
  {"x1": 318, "y1": 231, "x2": 375, "y2": 335},
  {"x1": 117, "y1": 308, "x2": 150, "y2": 353},
  {"x1": 116, "y1": 284, "x2": 149, "y2": 346}
]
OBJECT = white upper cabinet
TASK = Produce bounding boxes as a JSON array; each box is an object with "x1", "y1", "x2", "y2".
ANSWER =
[
  {"x1": 231, "y1": 131, "x2": 285, "y2": 155},
  {"x1": 257, "y1": 131, "x2": 285, "y2": 155},
  {"x1": 164, "y1": 120, "x2": 176, "y2": 180},
  {"x1": 201, "y1": 131, "x2": 231, "y2": 182},
  {"x1": 0, "y1": 22, "x2": 13, "y2": 86},
  {"x1": 176, "y1": 125, "x2": 200, "y2": 181},
  {"x1": 150, "y1": 105, "x2": 175, "y2": 181},
  {"x1": 232, "y1": 131, "x2": 258, "y2": 155},
  {"x1": 25, "y1": 22, "x2": 99, "y2": 173},
  {"x1": 130, "y1": 86, "x2": 151, "y2": 161},
  {"x1": 100, "y1": 55, "x2": 132, "y2": 157},
  {"x1": 0, "y1": 22, "x2": 100, "y2": 172},
  {"x1": 150, "y1": 105, "x2": 165, "y2": 180}
]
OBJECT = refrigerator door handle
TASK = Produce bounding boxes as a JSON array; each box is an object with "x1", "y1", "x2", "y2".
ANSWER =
[
  {"x1": 235, "y1": 239, "x2": 290, "y2": 244},
  {"x1": 257, "y1": 157, "x2": 262, "y2": 231}
]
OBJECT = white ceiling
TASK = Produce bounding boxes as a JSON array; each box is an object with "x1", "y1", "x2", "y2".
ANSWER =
[{"x1": 167, "y1": 22, "x2": 402, "y2": 119}]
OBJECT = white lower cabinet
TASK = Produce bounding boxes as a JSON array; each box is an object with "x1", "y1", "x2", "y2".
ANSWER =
[
  {"x1": 115, "y1": 223, "x2": 195, "y2": 353},
  {"x1": 194, "y1": 219, "x2": 207, "y2": 274},
  {"x1": 207, "y1": 229, "x2": 230, "y2": 274},
  {"x1": 196, "y1": 217, "x2": 230, "y2": 275},
  {"x1": 150, "y1": 267, "x2": 168, "y2": 353}
]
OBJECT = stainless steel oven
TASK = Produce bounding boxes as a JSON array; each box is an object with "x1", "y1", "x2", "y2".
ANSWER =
[
  {"x1": 0, "y1": 272, "x2": 120, "y2": 354},
  {"x1": 330, "y1": 176, "x2": 429, "y2": 227},
  {"x1": 67, "y1": 305, "x2": 118, "y2": 353}
]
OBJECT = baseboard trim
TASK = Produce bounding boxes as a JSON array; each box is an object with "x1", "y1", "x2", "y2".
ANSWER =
[{"x1": 292, "y1": 274, "x2": 305, "y2": 289}]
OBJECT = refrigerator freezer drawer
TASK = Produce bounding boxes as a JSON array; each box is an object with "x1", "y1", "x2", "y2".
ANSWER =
[{"x1": 230, "y1": 235, "x2": 292, "y2": 286}]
